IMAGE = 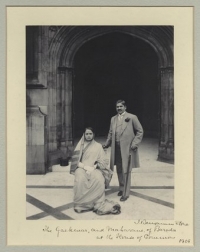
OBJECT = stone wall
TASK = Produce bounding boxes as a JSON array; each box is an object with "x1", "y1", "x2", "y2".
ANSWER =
[
  {"x1": 26, "y1": 106, "x2": 47, "y2": 174},
  {"x1": 26, "y1": 26, "x2": 174, "y2": 174}
]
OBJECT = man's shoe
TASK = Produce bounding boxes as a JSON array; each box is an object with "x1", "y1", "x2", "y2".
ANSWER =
[
  {"x1": 117, "y1": 191, "x2": 123, "y2": 196},
  {"x1": 120, "y1": 196, "x2": 129, "y2": 201}
]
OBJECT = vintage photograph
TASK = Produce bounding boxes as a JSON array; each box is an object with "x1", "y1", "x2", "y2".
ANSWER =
[{"x1": 26, "y1": 25, "x2": 174, "y2": 220}]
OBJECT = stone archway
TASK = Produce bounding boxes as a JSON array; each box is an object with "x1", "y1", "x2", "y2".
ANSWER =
[
  {"x1": 73, "y1": 32, "x2": 158, "y2": 138},
  {"x1": 47, "y1": 26, "x2": 174, "y2": 166}
]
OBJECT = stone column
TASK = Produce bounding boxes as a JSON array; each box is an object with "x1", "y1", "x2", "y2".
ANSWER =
[
  {"x1": 158, "y1": 67, "x2": 174, "y2": 162},
  {"x1": 48, "y1": 71, "x2": 57, "y2": 153},
  {"x1": 57, "y1": 66, "x2": 74, "y2": 165},
  {"x1": 47, "y1": 69, "x2": 60, "y2": 170},
  {"x1": 26, "y1": 106, "x2": 47, "y2": 174},
  {"x1": 26, "y1": 26, "x2": 48, "y2": 88}
]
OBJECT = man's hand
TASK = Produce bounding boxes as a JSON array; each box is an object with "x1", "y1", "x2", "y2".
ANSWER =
[
  {"x1": 130, "y1": 145, "x2": 137, "y2": 152},
  {"x1": 102, "y1": 144, "x2": 108, "y2": 149}
]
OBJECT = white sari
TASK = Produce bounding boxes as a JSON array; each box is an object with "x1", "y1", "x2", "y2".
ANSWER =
[{"x1": 70, "y1": 137, "x2": 121, "y2": 215}]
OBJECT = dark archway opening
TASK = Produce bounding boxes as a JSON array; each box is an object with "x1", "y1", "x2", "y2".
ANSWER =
[{"x1": 73, "y1": 32, "x2": 159, "y2": 138}]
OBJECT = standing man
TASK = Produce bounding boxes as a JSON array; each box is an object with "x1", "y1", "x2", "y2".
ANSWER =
[{"x1": 103, "y1": 100, "x2": 143, "y2": 201}]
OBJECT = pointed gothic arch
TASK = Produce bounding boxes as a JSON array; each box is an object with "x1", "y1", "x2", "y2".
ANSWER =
[{"x1": 46, "y1": 26, "x2": 174, "y2": 166}]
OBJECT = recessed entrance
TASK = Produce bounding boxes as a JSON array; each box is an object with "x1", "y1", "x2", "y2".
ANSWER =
[
  {"x1": 73, "y1": 32, "x2": 159, "y2": 138},
  {"x1": 25, "y1": 26, "x2": 174, "y2": 173}
]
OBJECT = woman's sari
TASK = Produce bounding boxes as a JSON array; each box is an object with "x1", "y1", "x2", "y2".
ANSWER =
[{"x1": 70, "y1": 137, "x2": 121, "y2": 215}]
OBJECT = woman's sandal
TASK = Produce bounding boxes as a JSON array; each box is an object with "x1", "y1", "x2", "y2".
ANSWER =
[
  {"x1": 74, "y1": 208, "x2": 93, "y2": 213},
  {"x1": 95, "y1": 208, "x2": 121, "y2": 215},
  {"x1": 112, "y1": 210, "x2": 121, "y2": 215}
]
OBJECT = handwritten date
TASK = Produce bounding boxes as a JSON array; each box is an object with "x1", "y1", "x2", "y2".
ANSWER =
[{"x1": 179, "y1": 239, "x2": 190, "y2": 243}]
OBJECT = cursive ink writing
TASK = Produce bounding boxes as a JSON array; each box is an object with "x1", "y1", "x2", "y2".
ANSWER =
[
  {"x1": 107, "y1": 226, "x2": 143, "y2": 233},
  {"x1": 134, "y1": 219, "x2": 175, "y2": 226},
  {"x1": 144, "y1": 234, "x2": 176, "y2": 240},
  {"x1": 175, "y1": 221, "x2": 189, "y2": 226},
  {"x1": 43, "y1": 225, "x2": 52, "y2": 232},
  {"x1": 154, "y1": 225, "x2": 176, "y2": 233},
  {"x1": 91, "y1": 228, "x2": 104, "y2": 232},
  {"x1": 41, "y1": 219, "x2": 190, "y2": 244},
  {"x1": 56, "y1": 226, "x2": 88, "y2": 237},
  {"x1": 116, "y1": 233, "x2": 135, "y2": 239}
]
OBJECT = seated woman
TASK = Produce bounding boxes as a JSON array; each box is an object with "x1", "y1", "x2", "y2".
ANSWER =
[{"x1": 70, "y1": 127, "x2": 121, "y2": 215}]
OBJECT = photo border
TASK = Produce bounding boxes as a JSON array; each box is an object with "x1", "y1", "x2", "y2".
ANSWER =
[{"x1": 1, "y1": 0, "x2": 199, "y2": 251}]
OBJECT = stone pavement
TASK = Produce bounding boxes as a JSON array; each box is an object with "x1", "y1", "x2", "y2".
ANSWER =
[{"x1": 26, "y1": 138, "x2": 174, "y2": 220}]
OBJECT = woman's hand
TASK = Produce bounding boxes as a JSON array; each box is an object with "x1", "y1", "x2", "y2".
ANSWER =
[
  {"x1": 78, "y1": 162, "x2": 96, "y2": 174},
  {"x1": 84, "y1": 165, "x2": 95, "y2": 172},
  {"x1": 78, "y1": 162, "x2": 85, "y2": 169}
]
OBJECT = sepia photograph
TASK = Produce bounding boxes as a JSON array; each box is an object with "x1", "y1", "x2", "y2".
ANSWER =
[
  {"x1": 6, "y1": 6, "x2": 194, "y2": 247},
  {"x1": 26, "y1": 25, "x2": 174, "y2": 220}
]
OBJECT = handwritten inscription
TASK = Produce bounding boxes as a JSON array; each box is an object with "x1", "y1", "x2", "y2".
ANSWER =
[
  {"x1": 42, "y1": 219, "x2": 191, "y2": 243},
  {"x1": 179, "y1": 239, "x2": 191, "y2": 243},
  {"x1": 55, "y1": 227, "x2": 88, "y2": 237}
]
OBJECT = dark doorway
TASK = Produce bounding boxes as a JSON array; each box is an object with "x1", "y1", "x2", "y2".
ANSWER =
[{"x1": 73, "y1": 32, "x2": 159, "y2": 138}]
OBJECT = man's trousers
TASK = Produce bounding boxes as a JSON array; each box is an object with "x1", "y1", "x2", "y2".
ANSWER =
[{"x1": 115, "y1": 141, "x2": 131, "y2": 197}]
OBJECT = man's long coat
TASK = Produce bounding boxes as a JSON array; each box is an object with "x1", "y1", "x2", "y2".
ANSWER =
[{"x1": 105, "y1": 112, "x2": 143, "y2": 173}]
